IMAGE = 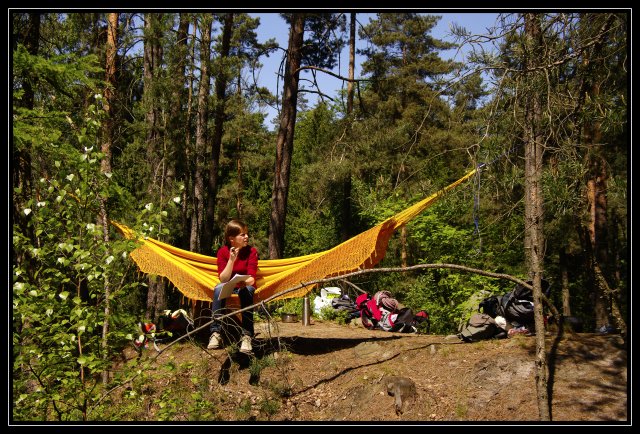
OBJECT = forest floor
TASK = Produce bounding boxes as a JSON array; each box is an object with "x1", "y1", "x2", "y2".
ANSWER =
[{"x1": 116, "y1": 318, "x2": 629, "y2": 425}]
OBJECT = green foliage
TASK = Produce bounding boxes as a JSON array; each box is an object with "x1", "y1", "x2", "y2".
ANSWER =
[
  {"x1": 319, "y1": 306, "x2": 352, "y2": 325},
  {"x1": 271, "y1": 298, "x2": 304, "y2": 317},
  {"x1": 285, "y1": 103, "x2": 348, "y2": 257},
  {"x1": 12, "y1": 146, "x2": 143, "y2": 420},
  {"x1": 11, "y1": 49, "x2": 164, "y2": 419}
]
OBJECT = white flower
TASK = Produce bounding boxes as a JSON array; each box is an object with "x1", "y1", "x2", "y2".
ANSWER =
[
  {"x1": 144, "y1": 203, "x2": 153, "y2": 211},
  {"x1": 105, "y1": 255, "x2": 114, "y2": 265},
  {"x1": 57, "y1": 257, "x2": 65, "y2": 264},
  {"x1": 37, "y1": 201, "x2": 46, "y2": 207},
  {"x1": 66, "y1": 174, "x2": 75, "y2": 181},
  {"x1": 46, "y1": 309, "x2": 53, "y2": 316},
  {"x1": 29, "y1": 290, "x2": 37, "y2": 296},
  {"x1": 172, "y1": 196, "x2": 181, "y2": 204},
  {"x1": 86, "y1": 223, "x2": 95, "y2": 231},
  {"x1": 23, "y1": 208, "x2": 31, "y2": 216},
  {"x1": 84, "y1": 146, "x2": 94, "y2": 153},
  {"x1": 104, "y1": 172, "x2": 112, "y2": 179}
]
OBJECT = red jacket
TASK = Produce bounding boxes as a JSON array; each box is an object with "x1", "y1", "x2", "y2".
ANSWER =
[{"x1": 216, "y1": 245, "x2": 259, "y2": 287}]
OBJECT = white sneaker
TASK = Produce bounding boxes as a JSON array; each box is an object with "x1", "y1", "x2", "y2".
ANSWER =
[
  {"x1": 239, "y1": 335, "x2": 253, "y2": 354},
  {"x1": 207, "y1": 332, "x2": 222, "y2": 349}
]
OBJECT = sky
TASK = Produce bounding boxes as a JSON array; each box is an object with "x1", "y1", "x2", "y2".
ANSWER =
[{"x1": 249, "y1": 12, "x2": 501, "y2": 129}]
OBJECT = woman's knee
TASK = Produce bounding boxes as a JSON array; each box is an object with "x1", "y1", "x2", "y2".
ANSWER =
[
  {"x1": 238, "y1": 285, "x2": 255, "y2": 304},
  {"x1": 212, "y1": 283, "x2": 225, "y2": 299}
]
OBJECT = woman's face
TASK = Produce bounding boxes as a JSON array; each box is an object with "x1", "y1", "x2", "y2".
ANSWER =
[{"x1": 230, "y1": 229, "x2": 249, "y2": 249}]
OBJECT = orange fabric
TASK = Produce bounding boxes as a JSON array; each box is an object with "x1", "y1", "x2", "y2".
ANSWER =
[{"x1": 113, "y1": 168, "x2": 476, "y2": 308}]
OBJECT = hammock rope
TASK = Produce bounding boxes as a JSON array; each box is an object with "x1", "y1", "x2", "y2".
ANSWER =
[{"x1": 113, "y1": 168, "x2": 478, "y2": 308}]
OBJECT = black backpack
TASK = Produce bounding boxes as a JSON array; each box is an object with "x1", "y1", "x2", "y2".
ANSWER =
[
  {"x1": 478, "y1": 294, "x2": 504, "y2": 318},
  {"x1": 499, "y1": 279, "x2": 550, "y2": 328},
  {"x1": 389, "y1": 307, "x2": 427, "y2": 333}
]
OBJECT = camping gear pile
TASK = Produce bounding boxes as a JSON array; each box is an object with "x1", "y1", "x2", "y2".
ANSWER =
[{"x1": 457, "y1": 280, "x2": 549, "y2": 342}]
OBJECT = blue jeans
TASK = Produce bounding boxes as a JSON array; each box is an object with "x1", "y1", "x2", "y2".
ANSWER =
[{"x1": 210, "y1": 283, "x2": 256, "y2": 337}]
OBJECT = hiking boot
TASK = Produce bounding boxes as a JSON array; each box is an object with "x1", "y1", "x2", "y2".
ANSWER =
[
  {"x1": 239, "y1": 335, "x2": 253, "y2": 354},
  {"x1": 207, "y1": 332, "x2": 222, "y2": 349}
]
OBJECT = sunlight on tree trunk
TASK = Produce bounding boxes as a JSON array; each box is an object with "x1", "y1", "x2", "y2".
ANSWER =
[{"x1": 522, "y1": 12, "x2": 550, "y2": 421}]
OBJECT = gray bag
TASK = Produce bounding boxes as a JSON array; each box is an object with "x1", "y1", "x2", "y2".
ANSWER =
[{"x1": 458, "y1": 313, "x2": 501, "y2": 342}]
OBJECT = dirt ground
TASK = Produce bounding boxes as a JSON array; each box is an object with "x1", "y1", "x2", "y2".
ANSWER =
[{"x1": 122, "y1": 318, "x2": 629, "y2": 424}]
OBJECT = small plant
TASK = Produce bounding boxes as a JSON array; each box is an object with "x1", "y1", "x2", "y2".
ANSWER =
[
  {"x1": 235, "y1": 398, "x2": 252, "y2": 420},
  {"x1": 273, "y1": 298, "x2": 304, "y2": 317},
  {"x1": 319, "y1": 305, "x2": 352, "y2": 324},
  {"x1": 259, "y1": 398, "x2": 281, "y2": 419},
  {"x1": 455, "y1": 402, "x2": 468, "y2": 419},
  {"x1": 249, "y1": 355, "x2": 276, "y2": 378}
]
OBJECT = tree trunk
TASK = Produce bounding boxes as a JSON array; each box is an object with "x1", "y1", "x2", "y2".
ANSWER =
[
  {"x1": 523, "y1": 12, "x2": 550, "y2": 421},
  {"x1": 143, "y1": 13, "x2": 163, "y2": 193},
  {"x1": 559, "y1": 248, "x2": 571, "y2": 317},
  {"x1": 100, "y1": 12, "x2": 118, "y2": 386},
  {"x1": 346, "y1": 13, "x2": 356, "y2": 114},
  {"x1": 203, "y1": 13, "x2": 233, "y2": 256},
  {"x1": 143, "y1": 13, "x2": 167, "y2": 317},
  {"x1": 269, "y1": 13, "x2": 305, "y2": 259},
  {"x1": 182, "y1": 17, "x2": 197, "y2": 250},
  {"x1": 340, "y1": 12, "x2": 356, "y2": 242},
  {"x1": 577, "y1": 13, "x2": 622, "y2": 334},
  {"x1": 586, "y1": 176, "x2": 608, "y2": 329},
  {"x1": 168, "y1": 13, "x2": 190, "y2": 249},
  {"x1": 145, "y1": 277, "x2": 166, "y2": 322},
  {"x1": 236, "y1": 74, "x2": 244, "y2": 218},
  {"x1": 400, "y1": 226, "x2": 408, "y2": 268},
  {"x1": 190, "y1": 14, "x2": 212, "y2": 253},
  {"x1": 166, "y1": 13, "x2": 189, "y2": 191}
]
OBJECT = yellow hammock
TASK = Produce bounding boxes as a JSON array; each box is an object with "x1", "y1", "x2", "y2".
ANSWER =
[{"x1": 113, "y1": 168, "x2": 476, "y2": 309}]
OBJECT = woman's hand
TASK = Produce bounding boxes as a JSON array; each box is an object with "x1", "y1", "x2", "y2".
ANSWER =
[{"x1": 229, "y1": 246, "x2": 239, "y2": 261}]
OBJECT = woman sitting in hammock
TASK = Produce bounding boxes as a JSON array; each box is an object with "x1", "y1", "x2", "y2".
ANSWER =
[{"x1": 207, "y1": 219, "x2": 258, "y2": 354}]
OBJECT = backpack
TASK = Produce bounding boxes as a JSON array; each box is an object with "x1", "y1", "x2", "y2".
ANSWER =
[
  {"x1": 479, "y1": 279, "x2": 550, "y2": 329},
  {"x1": 413, "y1": 310, "x2": 431, "y2": 334},
  {"x1": 331, "y1": 295, "x2": 360, "y2": 321},
  {"x1": 389, "y1": 307, "x2": 416, "y2": 333},
  {"x1": 355, "y1": 292, "x2": 382, "y2": 330},
  {"x1": 478, "y1": 294, "x2": 504, "y2": 318},
  {"x1": 355, "y1": 292, "x2": 425, "y2": 333},
  {"x1": 458, "y1": 313, "x2": 506, "y2": 342},
  {"x1": 390, "y1": 308, "x2": 431, "y2": 334},
  {"x1": 500, "y1": 281, "x2": 546, "y2": 328}
]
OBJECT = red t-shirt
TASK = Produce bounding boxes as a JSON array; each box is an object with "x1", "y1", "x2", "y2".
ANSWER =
[{"x1": 216, "y1": 245, "x2": 259, "y2": 288}]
